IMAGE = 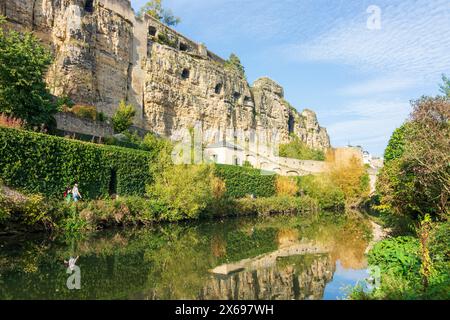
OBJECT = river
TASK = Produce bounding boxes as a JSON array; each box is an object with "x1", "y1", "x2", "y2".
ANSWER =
[{"x1": 0, "y1": 213, "x2": 373, "y2": 300}]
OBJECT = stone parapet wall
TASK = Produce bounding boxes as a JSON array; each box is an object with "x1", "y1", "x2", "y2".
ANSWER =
[{"x1": 54, "y1": 112, "x2": 113, "y2": 137}]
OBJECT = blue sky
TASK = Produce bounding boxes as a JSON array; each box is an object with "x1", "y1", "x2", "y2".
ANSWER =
[{"x1": 130, "y1": 0, "x2": 450, "y2": 156}]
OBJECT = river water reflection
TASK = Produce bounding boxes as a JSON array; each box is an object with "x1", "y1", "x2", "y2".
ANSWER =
[{"x1": 0, "y1": 213, "x2": 372, "y2": 300}]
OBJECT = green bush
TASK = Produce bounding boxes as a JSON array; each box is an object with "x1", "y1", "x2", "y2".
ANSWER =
[
  {"x1": 0, "y1": 127, "x2": 151, "y2": 199},
  {"x1": 70, "y1": 105, "x2": 98, "y2": 120},
  {"x1": 369, "y1": 236, "x2": 421, "y2": 278},
  {"x1": 352, "y1": 230, "x2": 450, "y2": 300},
  {"x1": 298, "y1": 175, "x2": 345, "y2": 210},
  {"x1": 147, "y1": 164, "x2": 219, "y2": 221},
  {"x1": 214, "y1": 164, "x2": 276, "y2": 198},
  {"x1": 112, "y1": 101, "x2": 136, "y2": 133},
  {"x1": 279, "y1": 135, "x2": 325, "y2": 161}
]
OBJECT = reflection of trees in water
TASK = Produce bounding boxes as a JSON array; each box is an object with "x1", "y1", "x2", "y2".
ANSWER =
[{"x1": 0, "y1": 213, "x2": 370, "y2": 300}]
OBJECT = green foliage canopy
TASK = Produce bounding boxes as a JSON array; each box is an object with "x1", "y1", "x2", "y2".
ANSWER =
[
  {"x1": 383, "y1": 123, "x2": 409, "y2": 163},
  {"x1": 377, "y1": 95, "x2": 449, "y2": 220},
  {"x1": 138, "y1": 0, "x2": 181, "y2": 26},
  {"x1": 112, "y1": 101, "x2": 136, "y2": 133},
  {"x1": 0, "y1": 17, "x2": 56, "y2": 128},
  {"x1": 279, "y1": 135, "x2": 325, "y2": 161},
  {"x1": 439, "y1": 74, "x2": 450, "y2": 98},
  {"x1": 224, "y1": 53, "x2": 246, "y2": 78}
]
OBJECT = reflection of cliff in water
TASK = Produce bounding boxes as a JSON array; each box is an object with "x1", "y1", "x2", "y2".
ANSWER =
[{"x1": 201, "y1": 253, "x2": 335, "y2": 300}]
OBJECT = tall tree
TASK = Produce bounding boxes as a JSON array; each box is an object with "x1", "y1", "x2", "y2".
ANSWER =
[
  {"x1": 439, "y1": 74, "x2": 450, "y2": 98},
  {"x1": 0, "y1": 16, "x2": 56, "y2": 129},
  {"x1": 224, "y1": 53, "x2": 246, "y2": 78},
  {"x1": 377, "y1": 96, "x2": 450, "y2": 219},
  {"x1": 138, "y1": 0, "x2": 181, "y2": 27}
]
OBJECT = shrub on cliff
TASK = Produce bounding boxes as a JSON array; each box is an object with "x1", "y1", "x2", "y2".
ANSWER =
[
  {"x1": 279, "y1": 135, "x2": 325, "y2": 161},
  {"x1": 69, "y1": 105, "x2": 98, "y2": 121},
  {"x1": 0, "y1": 16, "x2": 56, "y2": 129},
  {"x1": 138, "y1": 0, "x2": 181, "y2": 26},
  {"x1": 112, "y1": 101, "x2": 136, "y2": 133},
  {"x1": 0, "y1": 113, "x2": 25, "y2": 129},
  {"x1": 224, "y1": 54, "x2": 246, "y2": 79}
]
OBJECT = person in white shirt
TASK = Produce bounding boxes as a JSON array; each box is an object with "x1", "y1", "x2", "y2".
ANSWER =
[{"x1": 72, "y1": 183, "x2": 82, "y2": 202}]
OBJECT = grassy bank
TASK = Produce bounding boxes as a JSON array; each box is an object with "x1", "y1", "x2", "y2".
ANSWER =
[{"x1": 0, "y1": 184, "x2": 319, "y2": 234}]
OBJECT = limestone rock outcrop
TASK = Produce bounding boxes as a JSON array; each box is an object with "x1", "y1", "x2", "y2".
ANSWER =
[{"x1": 1, "y1": 0, "x2": 331, "y2": 150}]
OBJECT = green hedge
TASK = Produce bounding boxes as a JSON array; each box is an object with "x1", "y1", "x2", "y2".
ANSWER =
[
  {"x1": 0, "y1": 127, "x2": 151, "y2": 199},
  {"x1": 214, "y1": 164, "x2": 276, "y2": 198}
]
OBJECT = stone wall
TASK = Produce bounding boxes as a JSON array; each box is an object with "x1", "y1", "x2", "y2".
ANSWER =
[
  {"x1": 2, "y1": 0, "x2": 331, "y2": 150},
  {"x1": 54, "y1": 112, "x2": 113, "y2": 137}
]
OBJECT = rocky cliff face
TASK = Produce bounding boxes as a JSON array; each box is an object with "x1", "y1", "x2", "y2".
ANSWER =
[{"x1": 1, "y1": 0, "x2": 331, "y2": 150}]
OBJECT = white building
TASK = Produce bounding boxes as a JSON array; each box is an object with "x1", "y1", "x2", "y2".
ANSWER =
[
  {"x1": 203, "y1": 141, "x2": 327, "y2": 176},
  {"x1": 363, "y1": 150, "x2": 371, "y2": 165}
]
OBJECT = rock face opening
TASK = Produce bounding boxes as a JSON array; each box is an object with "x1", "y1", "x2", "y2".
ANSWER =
[
  {"x1": 181, "y1": 69, "x2": 190, "y2": 79},
  {"x1": 179, "y1": 42, "x2": 189, "y2": 52},
  {"x1": 84, "y1": 0, "x2": 94, "y2": 13},
  {"x1": 288, "y1": 113, "x2": 295, "y2": 134},
  {"x1": 233, "y1": 92, "x2": 241, "y2": 101},
  {"x1": 215, "y1": 83, "x2": 223, "y2": 95},
  {"x1": 148, "y1": 26, "x2": 157, "y2": 37}
]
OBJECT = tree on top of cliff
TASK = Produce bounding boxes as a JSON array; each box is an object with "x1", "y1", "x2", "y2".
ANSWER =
[
  {"x1": 138, "y1": 0, "x2": 181, "y2": 27},
  {"x1": 224, "y1": 54, "x2": 246, "y2": 79},
  {"x1": 0, "y1": 16, "x2": 56, "y2": 130}
]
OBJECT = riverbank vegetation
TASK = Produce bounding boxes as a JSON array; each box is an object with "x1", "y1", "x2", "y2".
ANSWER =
[
  {"x1": 0, "y1": 120, "x2": 369, "y2": 234},
  {"x1": 351, "y1": 78, "x2": 449, "y2": 300},
  {"x1": 0, "y1": 116, "x2": 374, "y2": 235}
]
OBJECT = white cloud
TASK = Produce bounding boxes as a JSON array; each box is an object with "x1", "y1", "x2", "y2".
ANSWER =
[
  {"x1": 326, "y1": 99, "x2": 410, "y2": 155},
  {"x1": 337, "y1": 76, "x2": 417, "y2": 96},
  {"x1": 287, "y1": 0, "x2": 450, "y2": 80}
]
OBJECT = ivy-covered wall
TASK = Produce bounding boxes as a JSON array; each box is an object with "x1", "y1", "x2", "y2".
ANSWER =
[
  {"x1": 0, "y1": 127, "x2": 151, "y2": 199},
  {"x1": 214, "y1": 164, "x2": 276, "y2": 198}
]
